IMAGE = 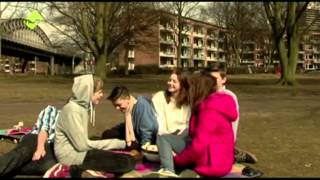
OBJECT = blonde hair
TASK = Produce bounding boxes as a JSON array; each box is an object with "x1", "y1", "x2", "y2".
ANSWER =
[{"x1": 93, "y1": 75, "x2": 104, "y2": 92}]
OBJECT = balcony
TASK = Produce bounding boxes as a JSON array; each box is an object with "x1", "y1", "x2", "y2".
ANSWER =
[
  {"x1": 182, "y1": 42, "x2": 191, "y2": 47},
  {"x1": 207, "y1": 57, "x2": 218, "y2": 61},
  {"x1": 193, "y1": 54, "x2": 205, "y2": 60},
  {"x1": 159, "y1": 24, "x2": 174, "y2": 32},
  {"x1": 193, "y1": 43, "x2": 203, "y2": 49},
  {"x1": 160, "y1": 38, "x2": 174, "y2": 45},
  {"x1": 181, "y1": 54, "x2": 191, "y2": 59},
  {"x1": 207, "y1": 46, "x2": 218, "y2": 51},
  {"x1": 207, "y1": 34, "x2": 217, "y2": 40},
  {"x1": 193, "y1": 32, "x2": 205, "y2": 38},
  {"x1": 160, "y1": 51, "x2": 175, "y2": 57}
]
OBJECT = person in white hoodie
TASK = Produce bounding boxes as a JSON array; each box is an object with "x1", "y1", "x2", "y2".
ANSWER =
[{"x1": 54, "y1": 74, "x2": 135, "y2": 177}]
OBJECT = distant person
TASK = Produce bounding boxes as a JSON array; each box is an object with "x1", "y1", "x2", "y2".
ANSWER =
[
  {"x1": 0, "y1": 105, "x2": 60, "y2": 177},
  {"x1": 102, "y1": 86, "x2": 158, "y2": 151},
  {"x1": 151, "y1": 69, "x2": 191, "y2": 177},
  {"x1": 53, "y1": 74, "x2": 135, "y2": 177},
  {"x1": 201, "y1": 64, "x2": 258, "y2": 164}
]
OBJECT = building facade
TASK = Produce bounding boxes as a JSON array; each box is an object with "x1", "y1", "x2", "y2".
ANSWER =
[
  {"x1": 114, "y1": 12, "x2": 227, "y2": 72},
  {"x1": 115, "y1": 8, "x2": 320, "y2": 72}
]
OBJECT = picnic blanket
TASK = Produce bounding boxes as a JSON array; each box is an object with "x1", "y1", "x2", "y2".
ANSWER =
[
  {"x1": 0, "y1": 127, "x2": 32, "y2": 143},
  {"x1": 44, "y1": 150, "x2": 248, "y2": 178}
]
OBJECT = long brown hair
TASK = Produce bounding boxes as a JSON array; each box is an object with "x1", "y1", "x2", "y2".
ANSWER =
[
  {"x1": 164, "y1": 68, "x2": 190, "y2": 108},
  {"x1": 187, "y1": 73, "x2": 217, "y2": 112}
]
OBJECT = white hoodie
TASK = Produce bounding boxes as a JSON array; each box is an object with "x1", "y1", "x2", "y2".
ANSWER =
[{"x1": 54, "y1": 74, "x2": 126, "y2": 165}]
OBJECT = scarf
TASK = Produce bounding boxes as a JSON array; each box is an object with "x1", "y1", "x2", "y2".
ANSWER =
[{"x1": 125, "y1": 95, "x2": 137, "y2": 147}]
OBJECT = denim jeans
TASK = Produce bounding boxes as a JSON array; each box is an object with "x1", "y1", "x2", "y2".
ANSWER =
[
  {"x1": 0, "y1": 133, "x2": 57, "y2": 177},
  {"x1": 156, "y1": 134, "x2": 189, "y2": 172}
]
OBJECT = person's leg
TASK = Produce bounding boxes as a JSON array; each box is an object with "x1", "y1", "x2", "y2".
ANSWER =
[
  {"x1": 0, "y1": 134, "x2": 37, "y2": 177},
  {"x1": 101, "y1": 122, "x2": 125, "y2": 140},
  {"x1": 19, "y1": 142, "x2": 57, "y2": 175},
  {"x1": 70, "y1": 149, "x2": 136, "y2": 177},
  {"x1": 156, "y1": 134, "x2": 187, "y2": 173}
]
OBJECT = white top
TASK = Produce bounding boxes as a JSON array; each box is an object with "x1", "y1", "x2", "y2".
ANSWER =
[
  {"x1": 152, "y1": 91, "x2": 191, "y2": 135},
  {"x1": 220, "y1": 86, "x2": 240, "y2": 142}
]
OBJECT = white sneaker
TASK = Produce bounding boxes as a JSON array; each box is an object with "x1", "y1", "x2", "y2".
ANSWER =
[{"x1": 157, "y1": 168, "x2": 179, "y2": 178}]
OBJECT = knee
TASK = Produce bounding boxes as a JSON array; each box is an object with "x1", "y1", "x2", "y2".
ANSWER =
[{"x1": 118, "y1": 155, "x2": 136, "y2": 173}]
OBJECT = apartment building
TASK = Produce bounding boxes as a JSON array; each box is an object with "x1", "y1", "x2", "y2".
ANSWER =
[
  {"x1": 115, "y1": 6, "x2": 320, "y2": 72},
  {"x1": 114, "y1": 12, "x2": 227, "y2": 71},
  {"x1": 239, "y1": 7, "x2": 320, "y2": 71}
]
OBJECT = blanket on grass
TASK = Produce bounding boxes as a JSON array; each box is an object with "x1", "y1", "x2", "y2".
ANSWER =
[
  {"x1": 43, "y1": 150, "x2": 248, "y2": 178},
  {"x1": 0, "y1": 127, "x2": 32, "y2": 143}
]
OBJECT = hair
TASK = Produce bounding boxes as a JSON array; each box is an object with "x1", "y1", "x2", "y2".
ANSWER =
[
  {"x1": 202, "y1": 63, "x2": 227, "y2": 79},
  {"x1": 93, "y1": 75, "x2": 104, "y2": 92},
  {"x1": 164, "y1": 68, "x2": 190, "y2": 108},
  {"x1": 107, "y1": 86, "x2": 130, "y2": 102},
  {"x1": 187, "y1": 73, "x2": 217, "y2": 112}
]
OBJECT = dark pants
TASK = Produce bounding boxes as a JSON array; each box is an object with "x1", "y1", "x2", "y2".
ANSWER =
[
  {"x1": 0, "y1": 133, "x2": 57, "y2": 177},
  {"x1": 70, "y1": 149, "x2": 136, "y2": 177},
  {"x1": 101, "y1": 122, "x2": 126, "y2": 140},
  {"x1": 101, "y1": 123, "x2": 140, "y2": 151}
]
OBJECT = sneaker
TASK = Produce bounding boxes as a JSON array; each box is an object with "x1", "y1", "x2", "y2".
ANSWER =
[
  {"x1": 241, "y1": 166, "x2": 264, "y2": 178},
  {"x1": 235, "y1": 148, "x2": 258, "y2": 164},
  {"x1": 43, "y1": 163, "x2": 70, "y2": 178},
  {"x1": 157, "y1": 168, "x2": 179, "y2": 178},
  {"x1": 179, "y1": 169, "x2": 201, "y2": 178}
]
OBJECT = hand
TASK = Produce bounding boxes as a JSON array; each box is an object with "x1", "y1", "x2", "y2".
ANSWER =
[
  {"x1": 32, "y1": 149, "x2": 46, "y2": 161},
  {"x1": 172, "y1": 151, "x2": 176, "y2": 157},
  {"x1": 126, "y1": 141, "x2": 140, "y2": 151}
]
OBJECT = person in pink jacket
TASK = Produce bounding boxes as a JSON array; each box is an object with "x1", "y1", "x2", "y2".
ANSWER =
[{"x1": 174, "y1": 73, "x2": 239, "y2": 177}]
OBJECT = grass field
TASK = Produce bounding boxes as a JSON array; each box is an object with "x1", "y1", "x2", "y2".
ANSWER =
[{"x1": 0, "y1": 73, "x2": 319, "y2": 177}]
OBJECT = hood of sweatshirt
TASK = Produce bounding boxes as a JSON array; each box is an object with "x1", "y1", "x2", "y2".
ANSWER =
[
  {"x1": 69, "y1": 74, "x2": 95, "y2": 126},
  {"x1": 199, "y1": 91, "x2": 239, "y2": 122},
  {"x1": 70, "y1": 74, "x2": 93, "y2": 108}
]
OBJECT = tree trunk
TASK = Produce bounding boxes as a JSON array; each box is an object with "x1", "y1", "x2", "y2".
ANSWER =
[
  {"x1": 124, "y1": 45, "x2": 129, "y2": 76},
  {"x1": 286, "y1": 26, "x2": 299, "y2": 85},
  {"x1": 276, "y1": 37, "x2": 288, "y2": 85},
  {"x1": 95, "y1": 53, "x2": 107, "y2": 80}
]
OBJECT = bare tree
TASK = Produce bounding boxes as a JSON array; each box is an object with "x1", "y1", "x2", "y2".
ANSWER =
[
  {"x1": 264, "y1": 2, "x2": 310, "y2": 85},
  {"x1": 45, "y1": 2, "x2": 159, "y2": 79},
  {"x1": 115, "y1": 2, "x2": 159, "y2": 76},
  {"x1": 200, "y1": 2, "x2": 271, "y2": 68},
  {"x1": 159, "y1": 2, "x2": 200, "y2": 69}
]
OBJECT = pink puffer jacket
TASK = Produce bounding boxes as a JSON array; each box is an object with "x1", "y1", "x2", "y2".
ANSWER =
[{"x1": 174, "y1": 91, "x2": 239, "y2": 177}]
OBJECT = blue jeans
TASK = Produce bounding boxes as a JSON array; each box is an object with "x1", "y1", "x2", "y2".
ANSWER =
[
  {"x1": 156, "y1": 134, "x2": 189, "y2": 172},
  {"x1": 0, "y1": 133, "x2": 57, "y2": 177}
]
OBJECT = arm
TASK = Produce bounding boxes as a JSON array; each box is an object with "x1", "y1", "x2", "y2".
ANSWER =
[
  {"x1": 32, "y1": 105, "x2": 55, "y2": 161},
  {"x1": 32, "y1": 130, "x2": 48, "y2": 161},
  {"x1": 136, "y1": 99, "x2": 158, "y2": 146},
  {"x1": 62, "y1": 111, "x2": 125, "y2": 151},
  {"x1": 174, "y1": 107, "x2": 218, "y2": 166},
  {"x1": 151, "y1": 92, "x2": 169, "y2": 135}
]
